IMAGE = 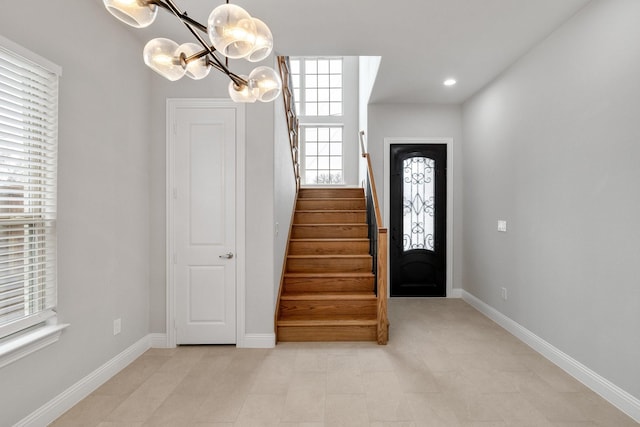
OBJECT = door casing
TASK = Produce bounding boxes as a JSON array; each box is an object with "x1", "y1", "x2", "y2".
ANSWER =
[
  {"x1": 166, "y1": 98, "x2": 246, "y2": 348},
  {"x1": 384, "y1": 137, "x2": 455, "y2": 298}
]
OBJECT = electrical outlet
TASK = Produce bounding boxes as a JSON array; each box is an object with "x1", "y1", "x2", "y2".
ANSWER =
[
  {"x1": 497, "y1": 220, "x2": 507, "y2": 232},
  {"x1": 275, "y1": 222, "x2": 279, "y2": 236},
  {"x1": 113, "y1": 318, "x2": 121, "y2": 335},
  {"x1": 501, "y1": 287, "x2": 508, "y2": 300}
]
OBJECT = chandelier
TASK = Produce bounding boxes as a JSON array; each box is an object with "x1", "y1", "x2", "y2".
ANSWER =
[{"x1": 103, "y1": 0, "x2": 282, "y2": 103}]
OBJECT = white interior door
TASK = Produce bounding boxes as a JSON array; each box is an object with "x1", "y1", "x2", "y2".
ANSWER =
[{"x1": 172, "y1": 103, "x2": 237, "y2": 344}]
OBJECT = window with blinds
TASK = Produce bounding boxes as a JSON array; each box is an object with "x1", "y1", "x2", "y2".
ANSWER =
[{"x1": 0, "y1": 38, "x2": 59, "y2": 340}]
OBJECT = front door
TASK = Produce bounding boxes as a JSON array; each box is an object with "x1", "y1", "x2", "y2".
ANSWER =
[
  {"x1": 389, "y1": 144, "x2": 447, "y2": 297},
  {"x1": 171, "y1": 102, "x2": 238, "y2": 344}
]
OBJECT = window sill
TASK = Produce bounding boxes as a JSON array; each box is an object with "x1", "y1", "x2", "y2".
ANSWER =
[{"x1": 0, "y1": 321, "x2": 69, "y2": 369}]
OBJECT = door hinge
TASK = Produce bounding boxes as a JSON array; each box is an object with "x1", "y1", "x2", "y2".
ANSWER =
[
  {"x1": 172, "y1": 253, "x2": 177, "y2": 264},
  {"x1": 172, "y1": 187, "x2": 178, "y2": 199}
]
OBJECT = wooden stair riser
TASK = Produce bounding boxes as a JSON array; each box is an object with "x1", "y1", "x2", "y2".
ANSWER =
[
  {"x1": 277, "y1": 325, "x2": 376, "y2": 342},
  {"x1": 286, "y1": 256, "x2": 372, "y2": 273},
  {"x1": 288, "y1": 239, "x2": 369, "y2": 255},
  {"x1": 283, "y1": 275, "x2": 375, "y2": 293},
  {"x1": 294, "y1": 210, "x2": 366, "y2": 224},
  {"x1": 298, "y1": 188, "x2": 364, "y2": 199},
  {"x1": 291, "y1": 224, "x2": 368, "y2": 239},
  {"x1": 279, "y1": 298, "x2": 376, "y2": 320},
  {"x1": 296, "y1": 198, "x2": 365, "y2": 211}
]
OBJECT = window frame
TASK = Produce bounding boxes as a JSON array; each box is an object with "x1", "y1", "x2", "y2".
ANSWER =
[
  {"x1": 300, "y1": 124, "x2": 344, "y2": 185},
  {"x1": 0, "y1": 34, "x2": 67, "y2": 369},
  {"x1": 290, "y1": 57, "x2": 346, "y2": 186}
]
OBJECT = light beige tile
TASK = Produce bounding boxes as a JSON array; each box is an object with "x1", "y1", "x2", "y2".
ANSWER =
[
  {"x1": 486, "y1": 391, "x2": 549, "y2": 424},
  {"x1": 235, "y1": 393, "x2": 286, "y2": 426},
  {"x1": 277, "y1": 423, "x2": 324, "y2": 427},
  {"x1": 325, "y1": 393, "x2": 369, "y2": 427},
  {"x1": 389, "y1": 350, "x2": 440, "y2": 393},
  {"x1": 141, "y1": 393, "x2": 204, "y2": 426},
  {"x1": 370, "y1": 422, "x2": 417, "y2": 427},
  {"x1": 94, "y1": 355, "x2": 170, "y2": 397},
  {"x1": 363, "y1": 372, "x2": 412, "y2": 421},
  {"x1": 96, "y1": 422, "x2": 144, "y2": 427},
  {"x1": 250, "y1": 363, "x2": 294, "y2": 395},
  {"x1": 191, "y1": 387, "x2": 248, "y2": 423},
  {"x1": 406, "y1": 392, "x2": 460, "y2": 426},
  {"x1": 560, "y1": 391, "x2": 639, "y2": 426},
  {"x1": 51, "y1": 395, "x2": 125, "y2": 427},
  {"x1": 327, "y1": 370, "x2": 364, "y2": 394},
  {"x1": 49, "y1": 300, "x2": 636, "y2": 427},
  {"x1": 358, "y1": 348, "x2": 395, "y2": 372},
  {"x1": 294, "y1": 349, "x2": 329, "y2": 372},
  {"x1": 445, "y1": 392, "x2": 504, "y2": 423},
  {"x1": 281, "y1": 372, "x2": 326, "y2": 422}
]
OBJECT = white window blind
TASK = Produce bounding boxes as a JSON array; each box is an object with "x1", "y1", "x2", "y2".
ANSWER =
[{"x1": 0, "y1": 39, "x2": 59, "y2": 340}]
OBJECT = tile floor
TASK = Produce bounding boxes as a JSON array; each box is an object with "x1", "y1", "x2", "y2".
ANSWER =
[{"x1": 52, "y1": 299, "x2": 638, "y2": 426}]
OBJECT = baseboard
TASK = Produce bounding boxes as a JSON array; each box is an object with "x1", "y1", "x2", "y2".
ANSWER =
[
  {"x1": 449, "y1": 288, "x2": 463, "y2": 298},
  {"x1": 15, "y1": 335, "x2": 152, "y2": 427},
  {"x1": 150, "y1": 333, "x2": 168, "y2": 348},
  {"x1": 461, "y1": 290, "x2": 640, "y2": 423},
  {"x1": 241, "y1": 333, "x2": 275, "y2": 348}
]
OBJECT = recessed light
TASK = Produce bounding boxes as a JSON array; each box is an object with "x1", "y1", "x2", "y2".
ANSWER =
[{"x1": 443, "y1": 78, "x2": 457, "y2": 86}]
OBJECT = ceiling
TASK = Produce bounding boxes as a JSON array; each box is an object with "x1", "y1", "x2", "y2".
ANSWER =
[{"x1": 129, "y1": 0, "x2": 591, "y2": 104}]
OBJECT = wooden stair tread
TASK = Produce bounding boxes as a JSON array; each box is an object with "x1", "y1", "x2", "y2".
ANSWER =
[
  {"x1": 284, "y1": 272, "x2": 374, "y2": 278},
  {"x1": 277, "y1": 318, "x2": 377, "y2": 327},
  {"x1": 293, "y1": 223, "x2": 367, "y2": 226},
  {"x1": 287, "y1": 254, "x2": 371, "y2": 259},
  {"x1": 289, "y1": 238, "x2": 369, "y2": 242},
  {"x1": 281, "y1": 293, "x2": 376, "y2": 300},
  {"x1": 295, "y1": 209, "x2": 366, "y2": 213},
  {"x1": 297, "y1": 198, "x2": 364, "y2": 202}
]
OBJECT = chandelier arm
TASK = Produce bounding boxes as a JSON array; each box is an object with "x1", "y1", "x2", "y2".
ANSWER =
[
  {"x1": 152, "y1": 0, "x2": 247, "y2": 86},
  {"x1": 148, "y1": 0, "x2": 207, "y2": 33}
]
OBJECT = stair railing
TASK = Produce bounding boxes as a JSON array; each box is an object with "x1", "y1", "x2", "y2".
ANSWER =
[
  {"x1": 360, "y1": 131, "x2": 389, "y2": 345},
  {"x1": 277, "y1": 56, "x2": 300, "y2": 192}
]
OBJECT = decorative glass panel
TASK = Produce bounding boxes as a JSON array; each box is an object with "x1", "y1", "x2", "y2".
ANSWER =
[{"x1": 403, "y1": 157, "x2": 435, "y2": 251}]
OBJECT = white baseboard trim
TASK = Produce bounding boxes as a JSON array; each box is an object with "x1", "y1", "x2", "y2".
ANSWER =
[
  {"x1": 241, "y1": 333, "x2": 275, "y2": 348},
  {"x1": 15, "y1": 335, "x2": 152, "y2": 427},
  {"x1": 461, "y1": 290, "x2": 640, "y2": 423},
  {"x1": 449, "y1": 288, "x2": 463, "y2": 298},
  {"x1": 150, "y1": 333, "x2": 168, "y2": 348}
]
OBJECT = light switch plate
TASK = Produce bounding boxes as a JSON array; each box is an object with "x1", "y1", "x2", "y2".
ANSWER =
[{"x1": 497, "y1": 220, "x2": 507, "y2": 232}]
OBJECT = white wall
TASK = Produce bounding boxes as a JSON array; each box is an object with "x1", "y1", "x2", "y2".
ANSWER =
[
  {"x1": 368, "y1": 104, "x2": 464, "y2": 289},
  {"x1": 148, "y1": 58, "x2": 277, "y2": 336},
  {"x1": 462, "y1": 0, "x2": 640, "y2": 401},
  {"x1": 0, "y1": 2, "x2": 152, "y2": 425},
  {"x1": 358, "y1": 56, "x2": 381, "y2": 183},
  {"x1": 273, "y1": 74, "x2": 297, "y2": 304}
]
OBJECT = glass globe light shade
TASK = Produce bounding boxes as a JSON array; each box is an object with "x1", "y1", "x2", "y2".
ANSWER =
[
  {"x1": 207, "y1": 4, "x2": 257, "y2": 59},
  {"x1": 103, "y1": 0, "x2": 157, "y2": 28},
  {"x1": 248, "y1": 66, "x2": 282, "y2": 102},
  {"x1": 228, "y1": 76, "x2": 258, "y2": 103},
  {"x1": 143, "y1": 38, "x2": 185, "y2": 81},
  {"x1": 247, "y1": 18, "x2": 273, "y2": 62},
  {"x1": 177, "y1": 43, "x2": 211, "y2": 80}
]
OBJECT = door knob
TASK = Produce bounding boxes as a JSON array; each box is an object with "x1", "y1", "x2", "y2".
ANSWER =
[{"x1": 219, "y1": 252, "x2": 234, "y2": 259}]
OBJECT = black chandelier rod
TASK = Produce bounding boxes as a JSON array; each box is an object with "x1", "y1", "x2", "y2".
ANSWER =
[{"x1": 148, "y1": 0, "x2": 248, "y2": 87}]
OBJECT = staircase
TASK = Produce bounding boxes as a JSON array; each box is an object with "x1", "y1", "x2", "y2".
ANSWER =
[{"x1": 276, "y1": 187, "x2": 379, "y2": 342}]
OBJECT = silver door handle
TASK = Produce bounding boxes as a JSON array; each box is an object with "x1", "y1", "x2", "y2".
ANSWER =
[{"x1": 219, "y1": 252, "x2": 234, "y2": 259}]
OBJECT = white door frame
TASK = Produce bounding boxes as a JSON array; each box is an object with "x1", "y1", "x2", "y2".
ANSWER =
[
  {"x1": 166, "y1": 98, "x2": 246, "y2": 348},
  {"x1": 383, "y1": 137, "x2": 455, "y2": 298}
]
